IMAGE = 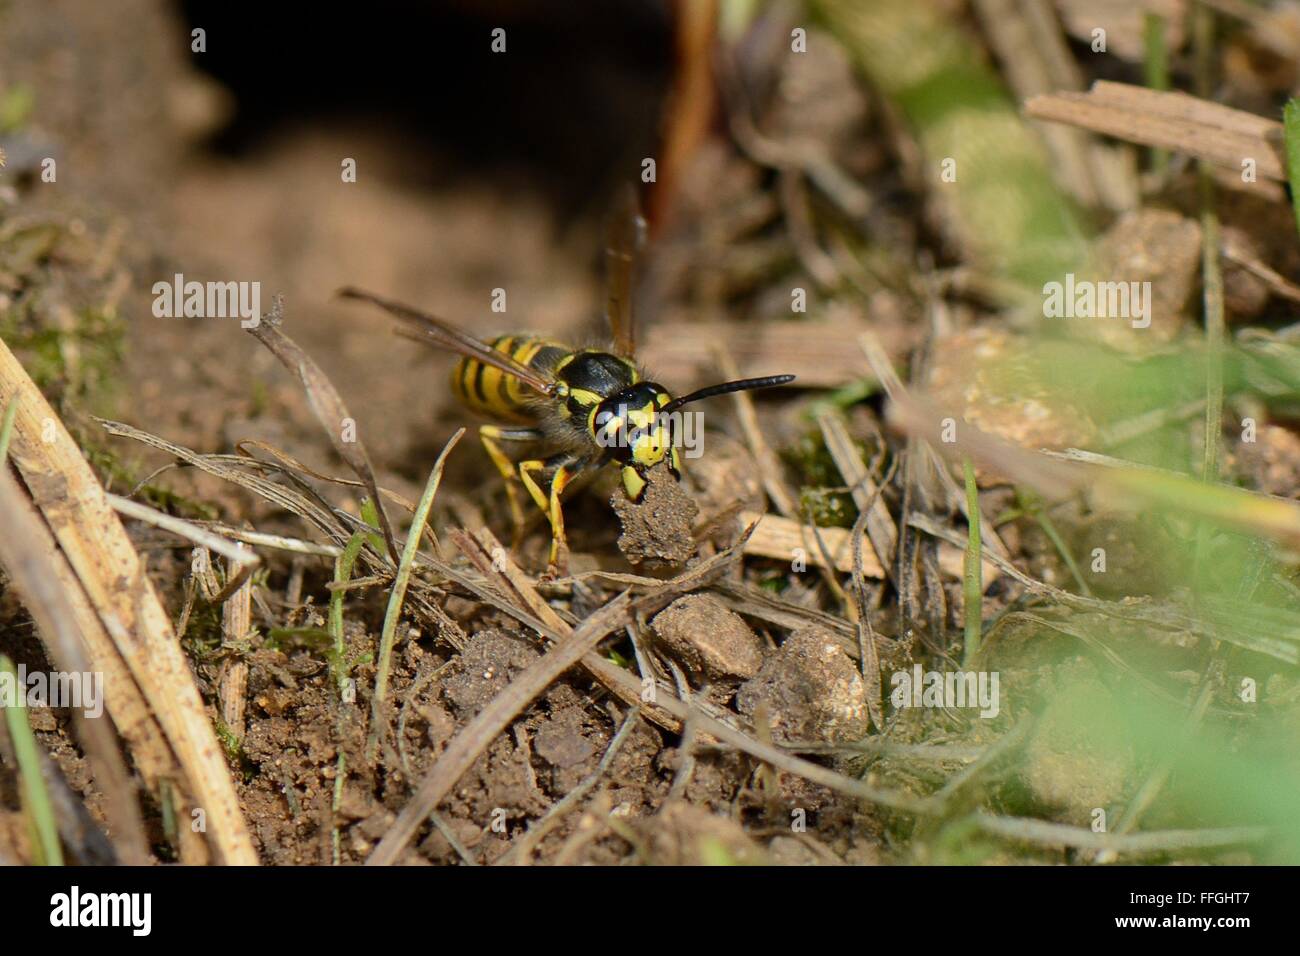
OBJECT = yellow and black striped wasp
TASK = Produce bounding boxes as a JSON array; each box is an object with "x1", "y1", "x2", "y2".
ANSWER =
[{"x1": 339, "y1": 194, "x2": 793, "y2": 569}]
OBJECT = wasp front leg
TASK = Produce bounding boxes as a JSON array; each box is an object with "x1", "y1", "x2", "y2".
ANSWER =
[{"x1": 519, "y1": 454, "x2": 585, "y2": 572}]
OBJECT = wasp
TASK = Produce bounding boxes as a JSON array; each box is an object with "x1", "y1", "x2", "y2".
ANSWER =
[{"x1": 339, "y1": 194, "x2": 793, "y2": 569}]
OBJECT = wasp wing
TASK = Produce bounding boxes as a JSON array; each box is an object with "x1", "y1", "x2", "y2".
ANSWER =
[
  {"x1": 338, "y1": 287, "x2": 559, "y2": 397},
  {"x1": 604, "y1": 186, "x2": 646, "y2": 359}
]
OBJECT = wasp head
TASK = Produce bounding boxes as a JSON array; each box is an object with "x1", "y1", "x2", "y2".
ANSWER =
[{"x1": 590, "y1": 382, "x2": 681, "y2": 499}]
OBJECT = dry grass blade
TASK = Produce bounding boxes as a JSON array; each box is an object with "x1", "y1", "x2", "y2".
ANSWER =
[
  {"x1": 847, "y1": 473, "x2": 893, "y2": 731},
  {"x1": 716, "y1": 347, "x2": 853, "y2": 603},
  {"x1": 1025, "y1": 81, "x2": 1285, "y2": 182},
  {"x1": 219, "y1": 550, "x2": 253, "y2": 742},
  {"x1": 235, "y1": 439, "x2": 430, "y2": 529},
  {"x1": 191, "y1": 523, "x2": 342, "y2": 557},
  {"x1": 108, "y1": 493, "x2": 258, "y2": 568},
  {"x1": 860, "y1": 332, "x2": 1010, "y2": 560},
  {"x1": 815, "y1": 409, "x2": 897, "y2": 572},
  {"x1": 246, "y1": 298, "x2": 399, "y2": 564},
  {"x1": 0, "y1": 467, "x2": 148, "y2": 864},
  {"x1": 0, "y1": 338, "x2": 256, "y2": 864},
  {"x1": 972, "y1": 812, "x2": 1267, "y2": 853},
  {"x1": 97, "y1": 419, "x2": 406, "y2": 596},
  {"x1": 886, "y1": 382, "x2": 1300, "y2": 550},
  {"x1": 717, "y1": 349, "x2": 799, "y2": 517},
  {"x1": 739, "y1": 510, "x2": 884, "y2": 576},
  {"x1": 107, "y1": 493, "x2": 260, "y2": 603},
  {"x1": 97, "y1": 418, "x2": 350, "y2": 547},
  {"x1": 0, "y1": 459, "x2": 194, "y2": 860},
  {"x1": 453, "y1": 528, "x2": 569, "y2": 634},
  {"x1": 974, "y1": 0, "x2": 1137, "y2": 210}
]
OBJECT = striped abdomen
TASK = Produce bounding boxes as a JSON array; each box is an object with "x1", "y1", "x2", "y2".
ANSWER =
[{"x1": 451, "y1": 334, "x2": 568, "y2": 423}]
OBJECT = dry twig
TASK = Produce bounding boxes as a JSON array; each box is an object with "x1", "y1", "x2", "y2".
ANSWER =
[
  {"x1": 0, "y1": 338, "x2": 255, "y2": 864},
  {"x1": 1025, "y1": 81, "x2": 1285, "y2": 183}
]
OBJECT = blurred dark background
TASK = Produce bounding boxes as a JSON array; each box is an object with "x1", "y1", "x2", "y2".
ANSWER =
[{"x1": 177, "y1": 0, "x2": 674, "y2": 216}]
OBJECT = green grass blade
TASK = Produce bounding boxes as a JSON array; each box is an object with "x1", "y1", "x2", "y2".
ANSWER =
[
  {"x1": 0, "y1": 395, "x2": 18, "y2": 464},
  {"x1": 1, "y1": 654, "x2": 63, "y2": 865},
  {"x1": 1144, "y1": 12, "x2": 1170, "y2": 175},
  {"x1": 367, "y1": 428, "x2": 464, "y2": 759},
  {"x1": 961, "y1": 457, "x2": 983, "y2": 667},
  {"x1": 328, "y1": 530, "x2": 368, "y2": 695},
  {"x1": 1283, "y1": 98, "x2": 1300, "y2": 244}
]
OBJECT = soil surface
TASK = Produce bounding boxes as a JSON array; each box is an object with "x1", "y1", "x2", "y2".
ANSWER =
[{"x1": 3, "y1": 0, "x2": 1298, "y2": 868}]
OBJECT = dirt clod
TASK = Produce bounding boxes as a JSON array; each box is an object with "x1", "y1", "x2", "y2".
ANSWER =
[
  {"x1": 1022, "y1": 679, "x2": 1135, "y2": 824},
  {"x1": 532, "y1": 710, "x2": 597, "y2": 769},
  {"x1": 611, "y1": 462, "x2": 699, "y2": 565},
  {"x1": 1228, "y1": 423, "x2": 1300, "y2": 497},
  {"x1": 928, "y1": 328, "x2": 1098, "y2": 480},
  {"x1": 737, "y1": 626, "x2": 869, "y2": 744},
  {"x1": 651, "y1": 594, "x2": 764, "y2": 682},
  {"x1": 1091, "y1": 208, "x2": 1202, "y2": 348},
  {"x1": 631, "y1": 799, "x2": 768, "y2": 865},
  {"x1": 441, "y1": 629, "x2": 541, "y2": 717}
]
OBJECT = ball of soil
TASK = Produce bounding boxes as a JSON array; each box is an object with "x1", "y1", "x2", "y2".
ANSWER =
[
  {"x1": 611, "y1": 462, "x2": 699, "y2": 565},
  {"x1": 651, "y1": 594, "x2": 765, "y2": 682},
  {"x1": 737, "y1": 626, "x2": 869, "y2": 744}
]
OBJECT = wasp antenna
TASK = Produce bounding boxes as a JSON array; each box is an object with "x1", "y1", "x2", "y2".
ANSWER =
[{"x1": 662, "y1": 374, "x2": 795, "y2": 413}]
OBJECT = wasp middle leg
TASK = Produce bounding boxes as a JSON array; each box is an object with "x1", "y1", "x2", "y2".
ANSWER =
[{"x1": 519, "y1": 453, "x2": 587, "y2": 570}]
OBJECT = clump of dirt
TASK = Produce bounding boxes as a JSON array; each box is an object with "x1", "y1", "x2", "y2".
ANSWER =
[
  {"x1": 1021, "y1": 676, "x2": 1137, "y2": 826},
  {"x1": 650, "y1": 594, "x2": 764, "y2": 682},
  {"x1": 441, "y1": 628, "x2": 540, "y2": 717},
  {"x1": 630, "y1": 799, "x2": 768, "y2": 865},
  {"x1": 927, "y1": 328, "x2": 1099, "y2": 472},
  {"x1": 611, "y1": 462, "x2": 699, "y2": 565},
  {"x1": 1229, "y1": 423, "x2": 1300, "y2": 497},
  {"x1": 1089, "y1": 208, "x2": 1202, "y2": 349},
  {"x1": 737, "y1": 626, "x2": 870, "y2": 745}
]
